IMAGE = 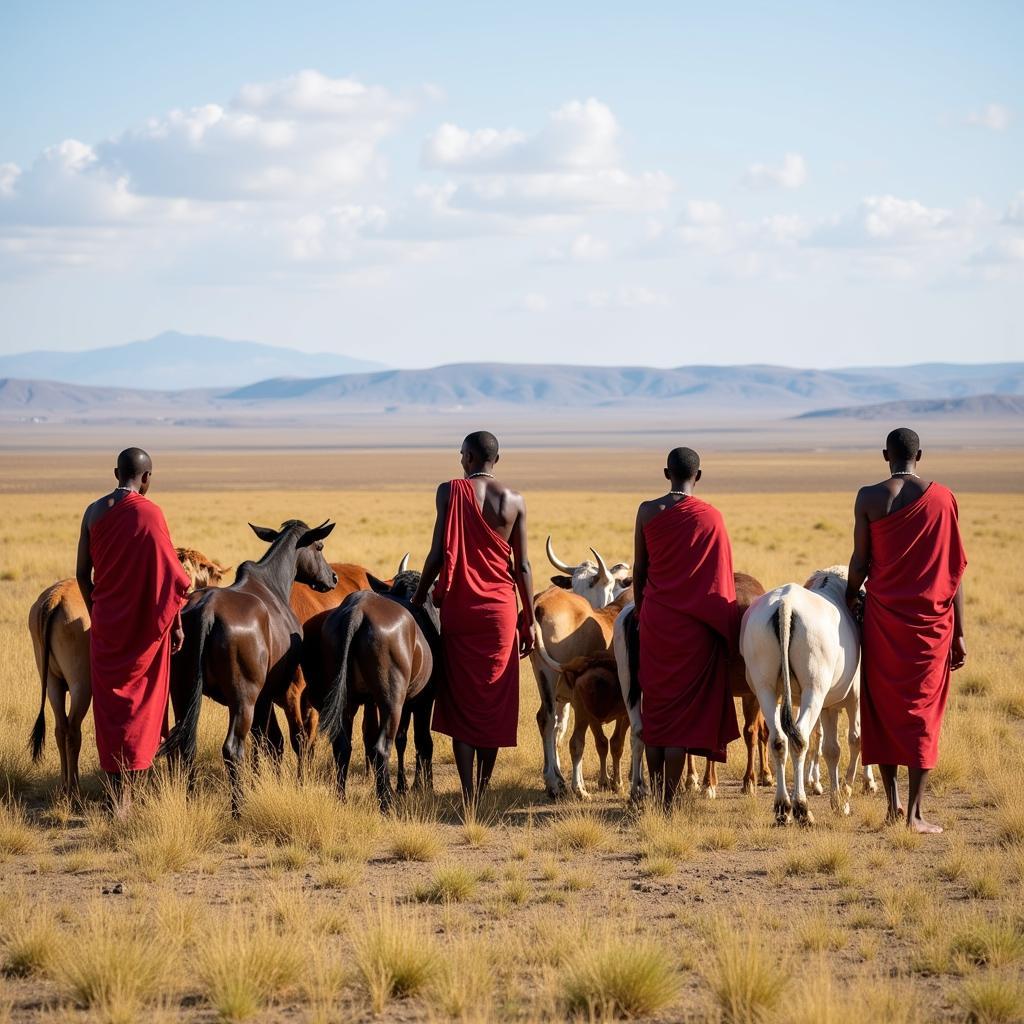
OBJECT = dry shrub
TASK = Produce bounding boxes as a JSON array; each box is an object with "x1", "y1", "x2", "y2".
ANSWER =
[
  {"x1": 633, "y1": 806, "x2": 695, "y2": 860},
  {"x1": 0, "y1": 800, "x2": 39, "y2": 858},
  {"x1": 502, "y1": 874, "x2": 531, "y2": 906},
  {"x1": 86, "y1": 772, "x2": 229, "y2": 879},
  {"x1": 238, "y1": 767, "x2": 379, "y2": 858},
  {"x1": 562, "y1": 931, "x2": 680, "y2": 1019},
  {"x1": 387, "y1": 810, "x2": 444, "y2": 862},
  {"x1": 414, "y1": 862, "x2": 479, "y2": 904},
  {"x1": 0, "y1": 743, "x2": 38, "y2": 800},
  {"x1": 352, "y1": 900, "x2": 440, "y2": 1013},
  {"x1": 429, "y1": 936, "x2": 496, "y2": 1021},
  {"x1": 959, "y1": 971, "x2": 1024, "y2": 1024},
  {"x1": 545, "y1": 809, "x2": 612, "y2": 853},
  {"x1": 194, "y1": 907, "x2": 306, "y2": 1021},
  {"x1": 51, "y1": 902, "x2": 178, "y2": 1022},
  {"x1": 703, "y1": 918, "x2": 785, "y2": 1024},
  {"x1": 0, "y1": 903, "x2": 60, "y2": 977},
  {"x1": 949, "y1": 910, "x2": 1024, "y2": 969}
]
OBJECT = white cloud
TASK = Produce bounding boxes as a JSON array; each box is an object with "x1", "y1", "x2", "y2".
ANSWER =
[
  {"x1": 810, "y1": 195, "x2": 952, "y2": 246},
  {"x1": 585, "y1": 284, "x2": 668, "y2": 309},
  {"x1": 967, "y1": 103, "x2": 1013, "y2": 132},
  {"x1": 520, "y1": 291, "x2": 549, "y2": 312},
  {"x1": 423, "y1": 98, "x2": 619, "y2": 173},
  {"x1": 545, "y1": 232, "x2": 610, "y2": 263},
  {"x1": 743, "y1": 152, "x2": 807, "y2": 189},
  {"x1": 969, "y1": 238, "x2": 1024, "y2": 265}
]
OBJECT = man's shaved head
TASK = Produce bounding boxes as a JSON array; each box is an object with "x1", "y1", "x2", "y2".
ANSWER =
[
  {"x1": 885, "y1": 427, "x2": 920, "y2": 465},
  {"x1": 116, "y1": 447, "x2": 152, "y2": 482},
  {"x1": 463, "y1": 430, "x2": 499, "y2": 464},
  {"x1": 667, "y1": 447, "x2": 700, "y2": 482}
]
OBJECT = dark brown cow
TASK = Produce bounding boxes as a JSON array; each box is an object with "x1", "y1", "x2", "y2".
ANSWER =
[
  {"x1": 311, "y1": 570, "x2": 439, "y2": 810},
  {"x1": 160, "y1": 520, "x2": 336, "y2": 811},
  {"x1": 557, "y1": 652, "x2": 631, "y2": 798},
  {"x1": 27, "y1": 547, "x2": 229, "y2": 798}
]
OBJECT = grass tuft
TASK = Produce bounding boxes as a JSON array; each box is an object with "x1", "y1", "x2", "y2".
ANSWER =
[
  {"x1": 959, "y1": 972, "x2": 1024, "y2": 1024},
  {"x1": 545, "y1": 809, "x2": 612, "y2": 853},
  {"x1": 703, "y1": 919, "x2": 785, "y2": 1024},
  {"x1": 0, "y1": 801, "x2": 39, "y2": 858},
  {"x1": 414, "y1": 863, "x2": 479, "y2": 904}
]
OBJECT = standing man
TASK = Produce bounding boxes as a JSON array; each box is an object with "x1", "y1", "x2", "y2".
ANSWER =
[
  {"x1": 846, "y1": 427, "x2": 967, "y2": 834},
  {"x1": 632, "y1": 447, "x2": 739, "y2": 808},
  {"x1": 413, "y1": 431, "x2": 536, "y2": 806},
  {"x1": 76, "y1": 447, "x2": 190, "y2": 800}
]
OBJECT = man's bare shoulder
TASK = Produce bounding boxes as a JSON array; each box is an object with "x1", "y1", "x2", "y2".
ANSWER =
[
  {"x1": 498, "y1": 483, "x2": 525, "y2": 512},
  {"x1": 82, "y1": 493, "x2": 113, "y2": 527},
  {"x1": 636, "y1": 496, "x2": 668, "y2": 525}
]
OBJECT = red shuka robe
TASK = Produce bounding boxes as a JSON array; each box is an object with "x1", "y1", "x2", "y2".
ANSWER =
[
  {"x1": 88, "y1": 491, "x2": 190, "y2": 772},
  {"x1": 861, "y1": 483, "x2": 967, "y2": 770},
  {"x1": 431, "y1": 478, "x2": 520, "y2": 748},
  {"x1": 638, "y1": 497, "x2": 740, "y2": 760}
]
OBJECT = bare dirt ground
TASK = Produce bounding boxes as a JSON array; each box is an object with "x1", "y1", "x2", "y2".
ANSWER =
[{"x1": 0, "y1": 449, "x2": 1022, "y2": 1023}]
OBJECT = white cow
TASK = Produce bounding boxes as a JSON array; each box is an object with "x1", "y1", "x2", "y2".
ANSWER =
[
  {"x1": 740, "y1": 566, "x2": 865, "y2": 825},
  {"x1": 544, "y1": 536, "x2": 631, "y2": 610}
]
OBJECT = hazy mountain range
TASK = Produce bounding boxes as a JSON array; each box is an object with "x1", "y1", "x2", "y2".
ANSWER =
[
  {"x1": 0, "y1": 331, "x2": 385, "y2": 389},
  {"x1": 0, "y1": 333, "x2": 1021, "y2": 424}
]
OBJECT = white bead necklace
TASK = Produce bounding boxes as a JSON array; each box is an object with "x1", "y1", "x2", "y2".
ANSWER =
[{"x1": 468, "y1": 472, "x2": 494, "y2": 479}]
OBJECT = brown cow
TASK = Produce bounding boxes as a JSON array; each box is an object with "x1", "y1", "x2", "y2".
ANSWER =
[
  {"x1": 531, "y1": 586, "x2": 634, "y2": 798},
  {"x1": 557, "y1": 652, "x2": 630, "y2": 798},
  {"x1": 27, "y1": 547, "x2": 229, "y2": 798}
]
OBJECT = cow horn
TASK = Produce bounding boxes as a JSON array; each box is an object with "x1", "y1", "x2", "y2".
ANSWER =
[
  {"x1": 546, "y1": 535, "x2": 576, "y2": 573},
  {"x1": 590, "y1": 547, "x2": 612, "y2": 585},
  {"x1": 397, "y1": 552, "x2": 410, "y2": 574}
]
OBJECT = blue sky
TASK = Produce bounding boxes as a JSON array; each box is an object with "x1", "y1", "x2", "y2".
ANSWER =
[{"x1": 1, "y1": 1, "x2": 1021, "y2": 367}]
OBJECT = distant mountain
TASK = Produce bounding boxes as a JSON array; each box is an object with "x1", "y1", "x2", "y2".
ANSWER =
[
  {"x1": 2, "y1": 361, "x2": 1023, "y2": 423},
  {"x1": 797, "y1": 393, "x2": 1024, "y2": 420},
  {"x1": 0, "y1": 331, "x2": 386, "y2": 389}
]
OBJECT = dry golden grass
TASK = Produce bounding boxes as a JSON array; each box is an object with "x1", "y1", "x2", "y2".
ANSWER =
[{"x1": 0, "y1": 460, "x2": 1021, "y2": 1022}]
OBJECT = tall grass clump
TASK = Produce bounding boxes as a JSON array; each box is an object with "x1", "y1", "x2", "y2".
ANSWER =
[
  {"x1": 387, "y1": 807, "x2": 444, "y2": 862},
  {"x1": 86, "y1": 771, "x2": 229, "y2": 879},
  {"x1": 545, "y1": 809, "x2": 612, "y2": 853},
  {"x1": 414, "y1": 862, "x2": 479, "y2": 904},
  {"x1": 352, "y1": 901, "x2": 440, "y2": 1013},
  {"x1": 0, "y1": 903, "x2": 60, "y2": 977},
  {"x1": 194, "y1": 908, "x2": 306, "y2": 1021},
  {"x1": 562, "y1": 932, "x2": 680, "y2": 1019},
  {"x1": 429, "y1": 937, "x2": 496, "y2": 1021},
  {"x1": 959, "y1": 972, "x2": 1024, "y2": 1024},
  {"x1": 0, "y1": 799, "x2": 39, "y2": 859},
  {"x1": 51, "y1": 902, "x2": 178, "y2": 1023},
  {"x1": 703, "y1": 918, "x2": 786, "y2": 1024},
  {"x1": 238, "y1": 765, "x2": 379, "y2": 859}
]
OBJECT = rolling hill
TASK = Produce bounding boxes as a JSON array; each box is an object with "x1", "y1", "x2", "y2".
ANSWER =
[
  {"x1": 796, "y1": 393, "x2": 1024, "y2": 420},
  {"x1": 0, "y1": 331, "x2": 386, "y2": 389}
]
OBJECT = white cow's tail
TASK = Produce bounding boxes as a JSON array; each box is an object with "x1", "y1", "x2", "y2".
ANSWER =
[{"x1": 774, "y1": 598, "x2": 804, "y2": 752}]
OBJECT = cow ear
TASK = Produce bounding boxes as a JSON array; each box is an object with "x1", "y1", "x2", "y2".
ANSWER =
[
  {"x1": 250, "y1": 523, "x2": 280, "y2": 543},
  {"x1": 367, "y1": 573, "x2": 390, "y2": 595},
  {"x1": 551, "y1": 575, "x2": 572, "y2": 589},
  {"x1": 297, "y1": 521, "x2": 335, "y2": 548}
]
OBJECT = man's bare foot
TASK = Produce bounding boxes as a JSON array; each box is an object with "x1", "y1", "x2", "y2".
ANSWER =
[{"x1": 908, "y1": 816, "x2": 943, "y2": 834}]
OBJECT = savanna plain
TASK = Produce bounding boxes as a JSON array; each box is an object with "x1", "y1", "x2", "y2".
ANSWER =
[{"x1": 1, "y1": 447, "x2": 1023, "y2": 1024}]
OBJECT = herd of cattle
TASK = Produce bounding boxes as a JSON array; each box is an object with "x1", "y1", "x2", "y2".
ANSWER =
[{"x1": 28, "y1": 522, "x2": 876, "y2": 824}]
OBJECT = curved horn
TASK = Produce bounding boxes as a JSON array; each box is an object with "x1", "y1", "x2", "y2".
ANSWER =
[
  {"x1": 546, "y1": 535, "x2": 576, "y2": 573},
  {"x1": 397, "y1": 552, "x2": 410, "y2": 574},
  {"x1": 590, "y1": 547, "x2": 612, "y2": 585}
]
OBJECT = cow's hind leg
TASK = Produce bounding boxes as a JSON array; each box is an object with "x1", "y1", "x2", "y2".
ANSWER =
[
  {"x1": 332, "y1": 706, "x2": 356, "y2": 800},
  {"x1": 223, "y1": 701, "x2": 255, "y2": 816},
  {"x1": 532, "y1": 658, "x2": 566, "y2": 799},
  {"x1": 757, "y1": 714, "x2": 773, "y2": 787},
  {"x1": 593, "y1": 722, "x2": 613, "y2": 791},
  {"x1": 372, "y1": 699, "x2": 402, "y2": 813},
  {"x1": 47, "y1": 680, "x2": 70, "y2": 796},
  {"x1": 65, "y1": 680, "x2": 89, "y2": 802},
  {"x1": 740, "y1": 694, "x2": 759, "y2": 793},
  {"x1": 568, "y1": 714, "x2": 590, "y2": 800},
  {"x1": 609, "y1": 716, "x2": 628, "y2": 793},
  {"x1": 411, "y1": 699, "x2": 434, "y2": 792},
  {"x1": 805, "y1": 721, "x2": 824, "y2": 796},
  {"x1": 820, "y1": 705, "x2": 849, "y2": 815},
  {"x1": 762, "y1": 696, "x2": 792, "y2": 825},
  {"x1": 702, "y1": 760, "x2": 718, "y2": 800},
  {"x1": 684, "y1": 754, "x2": 699, "y2": 792},
  {"x1": 394, "y1": 705, "x2": 411, "y2": 796}
]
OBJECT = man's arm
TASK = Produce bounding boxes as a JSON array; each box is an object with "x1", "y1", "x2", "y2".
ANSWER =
[
  {"x1": 412, "y1": 483, "x2": 449, "y2": 606},
  {"x1": 510, "y1": 495, "x2": 536, "y2": 657},
  {"x1": 631, "y1": 504, "x2": 649, "y2": 615},
  {"x1": 845, "y1": 487, "x2": 871, "y2": 614},
  {"x1": 75, "y1": 510, "x2": 94, "y2": 615},
  {"x1": 950, "y1": 581, "x2": 967, "y2": 671}
]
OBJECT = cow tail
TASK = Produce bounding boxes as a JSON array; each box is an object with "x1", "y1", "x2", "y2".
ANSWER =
[
  {"x1": 533, "y1": 625, "x2": 564, "y2": 677},
  {"x1": 29, "y1": 598, "x2": 57, "y2": 762},
  {"x1": 318, "y1": 610, "x2": 360, "y2": 743},
  {"x1": 776, "y1": 598, "x2": 804, "y2": 751},
  {"x1": 158, "y1": 605, "x2": 212, "y2": 765}
]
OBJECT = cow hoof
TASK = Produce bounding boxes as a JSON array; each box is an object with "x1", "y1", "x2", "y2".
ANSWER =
[
  {"x1": 773, "y1": 800, "x2": 793, "y2": 826},
  {"x1": 760, "y1": 773, "x2": 775, "y2": 787},
  {"x1": 793, "y1": 801, "x2": 815, "y2": 826},
  {"x1": 598, "y1": 777, "x2": 614, "y2": 792},
  {"x1": 630, "y1": 785, "x2": 649, "y2": 805},
  {"x1": 863, "y1": 779, "x2": 878, "y2": 795},
  {"x1": 545, "y1": 776, "x2": 568, "y2": 800},
  {"x1": 684, "y1": 775, "x2": 699, "y2": 792},
  {"x1": 702, "y1": 785, "x2": 717, "y2": 801},
  {"x1": 811, "y1": 782, "x2": 824, "y2": 797},
  {"x1": 741, "y1": 778, "x2": 755, "y2": 795},
  {"x1": 574, "y1": 788, "x2": 592, "y2": 802}
]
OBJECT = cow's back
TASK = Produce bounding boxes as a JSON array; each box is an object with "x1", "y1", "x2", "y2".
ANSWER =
[{"x1": 28, "y1": 578, "x2": 91, "y2": 687}]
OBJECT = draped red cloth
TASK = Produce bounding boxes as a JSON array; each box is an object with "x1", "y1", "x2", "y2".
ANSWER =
[
  {"x1": 88, "y1": 492, "x2": 190, "y2": 772},
  {"x1": 431, "y1": 478, "x2": 520, "y2": 748},
  {"x1": 861, "y1": 483, "x2": 967, "y2": 770},
  {"x1": 638, "y1": 497, "x2": 740, "y2": 760}
]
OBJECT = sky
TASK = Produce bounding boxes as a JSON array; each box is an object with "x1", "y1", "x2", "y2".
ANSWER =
[{"x1": 0, "y1": 1, "x2": 1021, "y2": 368}]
